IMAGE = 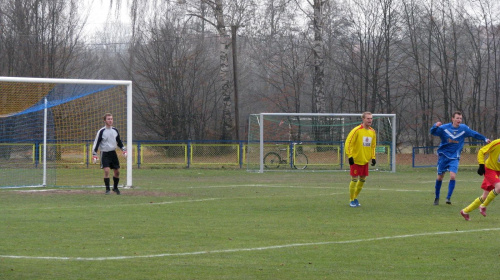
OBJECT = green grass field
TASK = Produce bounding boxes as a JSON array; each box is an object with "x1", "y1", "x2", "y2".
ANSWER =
[{"x1": 1, "y1": 168, "x2": 499, "y2": 279}]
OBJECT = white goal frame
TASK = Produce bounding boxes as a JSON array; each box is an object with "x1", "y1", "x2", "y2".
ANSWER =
[
  {"x1": 256, "y1": 113, "x2": 397, "y2": 173},
  {"x1": 0, "y1": 76, "x2": 133, "y2": 187}
]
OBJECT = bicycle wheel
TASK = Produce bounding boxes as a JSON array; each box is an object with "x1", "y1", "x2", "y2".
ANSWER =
[
  {"x1": 293, "y1": 153, "x2": 308, "y2": 169},
  {"x1": 264, "y1": 152, "x2": 281, "y2": 169}
]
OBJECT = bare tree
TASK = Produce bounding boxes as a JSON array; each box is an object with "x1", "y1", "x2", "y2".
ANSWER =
[
  {"x1": 399, "y1": 0, "x2": 430, "y2": 146},
  {"x1": 251, "y1": 33, "x2": 310, "y2": 114},
  {"x1": 474, "y1": 0, "x2": 500, "y2": 138},
  {"x1": 245, "y1": 0, "x2": 309, "y2": 131},
  {"x1": 0, "y1": 0, "x2": 85, "y2": 77},
  {"x1": 379, "y1": 0, "x2": 399, "y2": 114},
  {"x1": 73, "y1": 0, "x2": 500, "y2": 149},
  {"x1": 131, "y1": 16, "x2": 220, "y2": 140},
  {"x1": 308, "y1": 0, "x2": 327, "y2": 114},
  {"x1": 291, "y1": 0, "x2": 328, "y2": 140}
]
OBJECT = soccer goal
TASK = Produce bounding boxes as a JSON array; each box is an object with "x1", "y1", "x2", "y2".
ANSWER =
[
  {"x1": 0, "y1": 76, "x2": 132, "y2": 188},
  {"x1": 246, "y1": 113, "x2": 396, "y2": 173}
]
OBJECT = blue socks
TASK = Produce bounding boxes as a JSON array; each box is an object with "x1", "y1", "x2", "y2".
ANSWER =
[
  {"x1": 435, "y1": 180, "x2": 442, "y2": 199},
  {"x1": 446, "y1": 180, "x2": 456, "y2": 200}
]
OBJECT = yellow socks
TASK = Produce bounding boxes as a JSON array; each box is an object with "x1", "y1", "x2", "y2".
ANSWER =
[
  {"x1": 349, "y1": 179, "x2": 357, "y2": 201},
  {"x1": 481, "y1": 190, "x2": 498, "y2": 207},
  {"x1": 463, "y1": 197, "x2": 483, "y2": 213},
  {"x1": 354, "y1": 179, "x2": 365, "y2": 199}
]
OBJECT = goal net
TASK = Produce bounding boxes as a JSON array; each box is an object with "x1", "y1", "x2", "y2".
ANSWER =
[
  {"x1": 0, "y1": 77, "x2": 132, "y2": 188},
  {"x1": 246, "y1": 113, "x2": 396, "y2": 173}
]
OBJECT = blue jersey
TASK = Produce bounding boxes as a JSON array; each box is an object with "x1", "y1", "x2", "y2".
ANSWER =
[{"x1": 430, "y1": 123, "x2": 487, "y2": 159}]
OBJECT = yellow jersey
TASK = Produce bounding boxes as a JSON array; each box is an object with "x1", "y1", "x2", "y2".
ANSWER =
[
  {"x1": 345, "y1": 124, "x2": 377, "y2": 165},
  {"x1": 478, "y1": 139, "x2": 500, "y2": 171}
]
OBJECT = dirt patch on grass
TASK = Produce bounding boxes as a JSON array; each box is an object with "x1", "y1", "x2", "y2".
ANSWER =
[{"x1": 15, "y1": 189, "x2": 189, "y2": 197}]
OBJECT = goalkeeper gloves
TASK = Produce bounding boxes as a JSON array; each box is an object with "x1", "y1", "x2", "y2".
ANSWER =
[
  {"x1": 92, "y1": 155, "x2": 98, "y2": 164},
  {"x1": 123, "y1": 151, "x2": 128, "y2": 158},
  {"x1": 477, "y1": 164, "x2": 485, "y2": 176},
  {"x1": 371, "y1": 159, "x2": 376, "y2": 166},
  {"x1": 348, "y1": 157, "x2": 354, "y2": 165}
]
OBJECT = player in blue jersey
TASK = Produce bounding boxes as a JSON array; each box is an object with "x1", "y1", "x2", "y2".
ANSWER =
[{"x1": 430, "y1": 111, "x2": 490, "y2": 205}]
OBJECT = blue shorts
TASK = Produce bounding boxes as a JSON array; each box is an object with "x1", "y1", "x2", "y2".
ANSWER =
[{"x1": 437, "y1": 156, "x2": 459, "y2": 175}]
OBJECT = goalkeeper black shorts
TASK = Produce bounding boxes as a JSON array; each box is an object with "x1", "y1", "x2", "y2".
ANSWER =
[{"x1": 100, "y1": 151, "x2": 120, "y2": 169}]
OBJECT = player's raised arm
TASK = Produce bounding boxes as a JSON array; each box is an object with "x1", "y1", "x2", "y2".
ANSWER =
[{"x1": 430, "y1": 121, "x2": 442, "y2": 135}]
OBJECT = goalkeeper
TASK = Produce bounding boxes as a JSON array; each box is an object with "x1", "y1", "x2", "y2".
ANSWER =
[
  {"x1": 92, "y1": 113, "x2": 127, "y2": 195},
  {"x1": 345, "y1": 112, "x2": 377, "y2": 208},
  {"x1": 461, "y1": 139, "x2": 500, "y2": 221}
]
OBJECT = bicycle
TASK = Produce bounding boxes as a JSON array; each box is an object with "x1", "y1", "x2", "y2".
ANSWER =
[{"x1": 264, "y1": 142, "x2": 308, "y2": 169}]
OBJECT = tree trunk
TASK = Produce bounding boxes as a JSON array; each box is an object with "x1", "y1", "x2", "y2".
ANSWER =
[
  {"x1": 312, "y1": 0, "x2": 326, "y2": 141},
  {"x1": 214, "y1": 0, "x2": 234, "y2": 140}
]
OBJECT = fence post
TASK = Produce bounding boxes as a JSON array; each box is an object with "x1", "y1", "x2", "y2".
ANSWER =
[
  {"x1": 35, "y1": 141, "x2": 39, "y2": 168},
  {"x1": 137, "y1": 141, "x2": 141, "y2": 169},
  {"x1": 187, "y1": 140, "x2": 191, "y2": 168},
  {"x1": 340, "y1": 142, "x2": 345, "y2": 169},
  {"x1": 239, "y1": 140, "x2": 243, "y2": 168},
  {"x1": 86, "y1": 142, "x2": 89, "y2": 168}
]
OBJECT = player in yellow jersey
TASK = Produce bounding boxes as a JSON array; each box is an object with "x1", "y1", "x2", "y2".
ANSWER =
[
  {"x1": 345, "y1": 112, "x2": 377, "y2": 207},
  {"x1": 460, "y1": 139, "x2": 500, "y2": 220}
]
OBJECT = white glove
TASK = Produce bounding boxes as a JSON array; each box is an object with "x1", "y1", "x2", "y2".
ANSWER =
[
  {"x1": 122, "y1": 151, "x2": 128, "y2": 158},
  {"x1": 92, "y1": 155, "x2": 98, "y2": 164}
]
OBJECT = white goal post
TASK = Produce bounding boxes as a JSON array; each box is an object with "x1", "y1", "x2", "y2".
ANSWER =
[
  {"x1": 247, "y1": 113, "x2": 396, "y2": 173},
  {"x1": 0, "y1": 76, "x2": 133, "y2": 188}
]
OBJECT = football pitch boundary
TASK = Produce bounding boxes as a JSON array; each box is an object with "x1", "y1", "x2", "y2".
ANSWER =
[{"x1": 2, "y1": 227, "x2": 499, "y2": 261}]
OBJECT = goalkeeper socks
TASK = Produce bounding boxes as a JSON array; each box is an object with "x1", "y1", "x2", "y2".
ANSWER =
[
  {"x1": 482, "y1": 189, "x2": 498, "y2": 207},
  {"x1": 446, "y1": 180, "x2": 456, "y2": 200},
  {"x1": 104, "y1": 178, "x2": 110, "y2": 190},
  {"x1": 113, "y1": 177, "x2": 119, "y2": 189},
  {"x1": 354, "y1": 179, "x2": 365, "y2": 198},
  {"x1": 434, "y1": 180, "x2": 442, "y2": 199},
  {"x1": 349, "y1": 179, "x2": 357, "y2": 201},
  {"x1": 463, "y1": 197, "x2": 483, "y2": 213}
]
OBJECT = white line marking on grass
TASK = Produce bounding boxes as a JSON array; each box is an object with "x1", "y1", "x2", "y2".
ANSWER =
[
  {"x1": 188, "y1": 184, "x2": 339, "y2": 189},
  {"x1": 148, "y1": 198, "x2": 223, "y2": 205},
  {"x1": 2, "y1": 228, "x2": 499, "y2": 261},
  {"x1": 377, "y1": 188, "x2": 427, "y2": 192},
  {"x1": 417, "y1": 179, "x2": 483, "y2": 184},
  {"x1": 6, "y1": 198, "x2": 226, "y2": 211}
]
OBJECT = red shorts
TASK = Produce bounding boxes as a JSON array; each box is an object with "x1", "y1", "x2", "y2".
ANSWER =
[
  {"x1": 480, "y1": 167, "x2": 500, "y2": 191},
  {"x1": 350, "y1": 163, "x2": 369, "y2": 177}
]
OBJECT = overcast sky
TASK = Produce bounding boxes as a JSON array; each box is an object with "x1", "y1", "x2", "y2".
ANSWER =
[{"x1": 82, "y1": 0, "x2": 131, "y2": 35}]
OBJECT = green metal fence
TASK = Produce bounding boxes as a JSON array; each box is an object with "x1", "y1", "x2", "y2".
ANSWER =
[{"x1": 0, "y1": 140, "x2": 395, "y2": 170}]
